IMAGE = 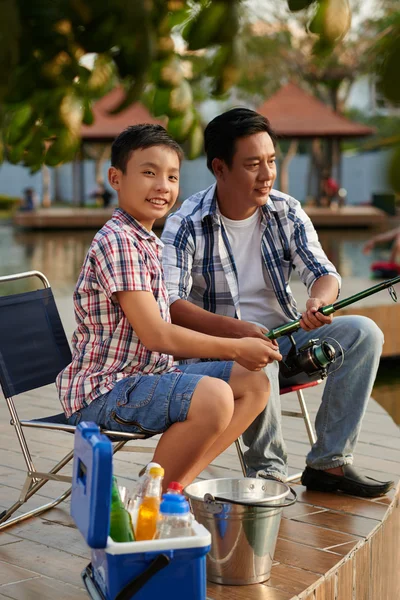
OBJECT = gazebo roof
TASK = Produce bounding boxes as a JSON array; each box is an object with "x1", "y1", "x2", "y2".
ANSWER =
[
  {"x1": 81, "y1": 87, "x2": 165, "y2": 142},
  {"x1": 258, "y1": 82, "x2": 374, "y2": 138}
]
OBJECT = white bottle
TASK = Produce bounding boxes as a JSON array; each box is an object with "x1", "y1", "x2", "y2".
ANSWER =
[
  {"x1": 127, "y1": 462, "x2": 161, "y2": 529},
  {"x1": 155, "y1": 493, "x2": 193, "y2": 539}
]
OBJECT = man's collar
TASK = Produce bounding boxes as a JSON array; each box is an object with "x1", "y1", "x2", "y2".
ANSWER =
[
  {"x1": 112, "y1": 207, "x2": 163, "y2": 246},
  {"x1": 200, "y1": 183, "x2": 278, "y2": 222},
  {"x1": 200, "y1": 183, "x2": 218, "y2": 221}
]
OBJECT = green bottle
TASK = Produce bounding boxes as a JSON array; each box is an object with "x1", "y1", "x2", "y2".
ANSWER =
[{"x1": 109, "y1": 476, "x2": 135, "y2": 543}]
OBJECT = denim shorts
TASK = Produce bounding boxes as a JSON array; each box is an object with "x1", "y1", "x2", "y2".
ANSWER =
[{"x1": 67, "y1": 361, "x2": 234, "y2": 435}]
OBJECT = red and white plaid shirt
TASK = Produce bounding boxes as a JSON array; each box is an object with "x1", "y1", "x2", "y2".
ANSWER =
[{"x1": 56, "y1": 208, "x2": 177, "y2": 418}]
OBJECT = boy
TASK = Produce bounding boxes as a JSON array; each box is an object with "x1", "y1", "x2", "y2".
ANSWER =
[{"x1": 56, "y1": 124, "x2": 281, "y2": 489}]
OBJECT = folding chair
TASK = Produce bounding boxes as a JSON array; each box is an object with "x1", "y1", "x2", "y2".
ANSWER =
[
  {"x1": 0, "y1": 270, "x2": 154, "y2": 532},
  {"x1": 235, "y1": 377, "x2": 319, "y2": 483}
]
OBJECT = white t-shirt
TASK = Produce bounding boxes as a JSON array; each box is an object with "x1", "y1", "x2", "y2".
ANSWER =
[{"x1": 219, "y1": 207, "x2": 287, "y2": 329}]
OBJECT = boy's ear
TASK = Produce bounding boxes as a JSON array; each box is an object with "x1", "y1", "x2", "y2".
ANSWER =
[{"x1": 108, "y1": 167, "x2": 122, "y2": 191}]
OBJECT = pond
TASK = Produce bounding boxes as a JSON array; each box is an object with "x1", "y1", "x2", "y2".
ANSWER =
[{"x1": 0, "y1": 222, "x2": 399, "y2": 424}]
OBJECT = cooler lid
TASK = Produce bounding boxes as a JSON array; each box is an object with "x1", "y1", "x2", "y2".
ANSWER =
[{"x1": 71, "y1": 422, "x2": 113, "y2": 548}]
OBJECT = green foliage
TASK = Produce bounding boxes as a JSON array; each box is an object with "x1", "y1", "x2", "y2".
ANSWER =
[
  {"x1": 287, "y1": 0, "x2": 400, "y2": 193},
  {"x1": 0, "y1": 194, "x2": 21, "y2": 210},
  {"x1": 0, "y1": 0, "x2": 242, "y2": 169}
]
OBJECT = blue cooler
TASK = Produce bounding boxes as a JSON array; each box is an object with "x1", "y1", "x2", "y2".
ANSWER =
[{"x1": 71, "y1": 422, "x2": 211, "y2": 600}]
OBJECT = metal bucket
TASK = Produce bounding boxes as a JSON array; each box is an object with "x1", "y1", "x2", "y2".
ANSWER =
[{"x1": 185, "y1": 478, "x2": 296, "y2": 585}]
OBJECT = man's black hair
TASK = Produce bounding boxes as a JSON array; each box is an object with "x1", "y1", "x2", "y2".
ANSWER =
[
  {"x1": 204, "y1": 108, "x2": 277, "y2": 174},
  {"x1": 111, "y1": 124, "x2": 184, "y2": 173}
]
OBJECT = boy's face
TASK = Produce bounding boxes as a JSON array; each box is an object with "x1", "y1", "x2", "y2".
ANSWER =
[{"x1": 108, "y1": 145, "x2": 180, "y2": 230}]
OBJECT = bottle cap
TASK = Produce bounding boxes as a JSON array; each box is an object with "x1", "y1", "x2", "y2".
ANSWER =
[
  {"x1": 167, "y1": 481, "x2": 183, "y2": 494},
  {"x1": 160, "y1": 493, "x2": 190, "y2": 514},
  {"x1": 145, "y1": 462, "x2": 161, "y2": 473},
  {"x1": 149, "y1": 466, "x2": 164, "y2": 478}
]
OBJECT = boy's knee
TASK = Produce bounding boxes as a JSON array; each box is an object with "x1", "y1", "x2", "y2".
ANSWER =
[{"x1": 191, "y1": 377, "x2": 234, "y2": 431}]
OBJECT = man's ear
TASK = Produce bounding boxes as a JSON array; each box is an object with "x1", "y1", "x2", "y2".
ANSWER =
[
  {"x1": 211, "y1": 158, "x2": 226, "y2": 180},
  {"x1": 108, "y1": 167, "x2": 121, "y2": 191}
]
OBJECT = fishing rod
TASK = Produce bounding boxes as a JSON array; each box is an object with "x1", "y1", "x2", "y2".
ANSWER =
[
  {"x1": 266, "y1": 274, "x2": 400, "y2": 341},
  {"x1": 265, "y1": 274, "x2": 400, "y2": 385}
]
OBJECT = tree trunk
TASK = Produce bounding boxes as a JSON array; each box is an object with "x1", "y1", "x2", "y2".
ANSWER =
[
  {"x1": 41, "y1": 165, "x2": 51, "y2": 207},
  {"x1": 280, "y1": 139, "x2": 298, "y2": 194}
]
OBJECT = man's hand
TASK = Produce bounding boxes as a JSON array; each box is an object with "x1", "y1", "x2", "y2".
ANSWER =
[
  {"x1": 234, "y1": 337, "x2": 282, "y2": 371},
  {"x1": 300, "y1": 298, "x2": 333, "y2": 331},
  {"x1": 232, "y1": 320, "x2": 278, "y2": 343}
]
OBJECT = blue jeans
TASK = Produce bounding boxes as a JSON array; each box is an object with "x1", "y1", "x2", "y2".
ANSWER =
[
  {"x1": 243, "y1": 315, "x2": 384, "y2": 480},
  {"x1": 67, "y1": 361, "x2": 233, "y2": 433}
]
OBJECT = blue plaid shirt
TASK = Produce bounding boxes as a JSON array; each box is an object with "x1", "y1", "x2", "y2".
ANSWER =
[{"x1": 161, "y1": 184, "x2": 341, "y2": 323}]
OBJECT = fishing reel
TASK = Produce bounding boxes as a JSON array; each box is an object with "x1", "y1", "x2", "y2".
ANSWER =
[{"x1": 279, "y1": 334, "x2": 338, "y2": 387}]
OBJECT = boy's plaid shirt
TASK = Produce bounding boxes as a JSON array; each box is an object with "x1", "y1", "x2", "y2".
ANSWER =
[
  {"x1": 161, "y1": 184, "x2": 341, "y2": 322},
  {"x1": 56, "y1": 208, "x2": 176, "y2": 418}
]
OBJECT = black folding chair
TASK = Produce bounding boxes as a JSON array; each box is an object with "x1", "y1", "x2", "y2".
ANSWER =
[{"x1": 0, "y1": 270, "x2": 154, "y2": 531}]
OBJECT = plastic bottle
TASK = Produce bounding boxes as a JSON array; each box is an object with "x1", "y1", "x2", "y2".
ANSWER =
[
  {"x1": 135, "y1": 466, "x2": 164, "y2": 541},
  {"x1": 109, "y1": 476, "x2": 135, "y2": 543},
  {"x1": 166, "y1": 481, "x2": 184, "y2": 495},
  {"x1": 155, "y1": 493, "x2": 193, "y2": 539},
  {"x1": 127, "y1": 462, "x2": 161, "y2": 529}
]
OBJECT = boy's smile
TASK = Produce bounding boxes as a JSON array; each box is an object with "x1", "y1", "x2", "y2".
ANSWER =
[{"x1": 108, "y1": 145, "x2": 180, "y2": 230}]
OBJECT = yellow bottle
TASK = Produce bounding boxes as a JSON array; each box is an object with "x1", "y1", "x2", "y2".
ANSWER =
[{"x1": 135, "y1": 466, "x2": 164, "y2": 541}]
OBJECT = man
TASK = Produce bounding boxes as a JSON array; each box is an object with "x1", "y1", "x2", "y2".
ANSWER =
[{"x1": 161, "y1": 108, "x2": 393, "y2": 497}]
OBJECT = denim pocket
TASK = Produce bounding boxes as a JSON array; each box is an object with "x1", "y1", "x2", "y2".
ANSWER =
[
  {"x1": 110, "y1": 410, "x2": 164, "y2": 436},
  {"x1": 116, "y1": 375, "x2": 159, "y2": 409}
]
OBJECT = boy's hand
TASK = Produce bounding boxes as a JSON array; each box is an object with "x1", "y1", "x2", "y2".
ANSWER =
[
  {"x1": 234, "y1": 338, "x2": 282, "y2": 371},
  {"x1": 300, "y1": 298, "x2": 333, "y2": 331}
]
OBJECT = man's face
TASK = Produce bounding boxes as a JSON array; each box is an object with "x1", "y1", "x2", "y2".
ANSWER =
[
  {"x1": 214, "y1": 132, "x2": 277, "y2": 217},
  {"x1": 108, "y1": 145, "x2": 180, "y2": 230}
]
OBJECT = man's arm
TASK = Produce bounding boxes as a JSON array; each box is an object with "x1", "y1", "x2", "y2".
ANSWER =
[
  {"x1": 300, "y1": 274, "x2": 339, "y2": 331},
  {"x1": 117, "y1": 291, "x2": 281, "y2": 370},
  {"x1": 170, "y1": 299, "x2": 272, "y2": 340}
]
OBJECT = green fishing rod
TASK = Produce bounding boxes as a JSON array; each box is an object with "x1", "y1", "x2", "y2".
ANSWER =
[{"x1": 266, "y1": 274, "x2": 400, "y2": 341}]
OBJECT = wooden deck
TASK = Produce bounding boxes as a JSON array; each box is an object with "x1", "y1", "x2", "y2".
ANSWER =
[
  {"x1": 13, "y1": 205, "x2": 388, "y2": 231},
  {"x1": 0, "y1": 297, "x2": 399, "y2": 599}
]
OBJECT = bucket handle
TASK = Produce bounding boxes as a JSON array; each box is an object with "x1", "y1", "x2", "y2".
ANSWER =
[{"x1": 204, "y1": 486, "x2": 297, "y2": 509}]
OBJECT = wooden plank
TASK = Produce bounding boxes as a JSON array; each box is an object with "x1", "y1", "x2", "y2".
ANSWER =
[
  {"x1": 266, "y1": 563, "x2": 319, "y2": 597},
  {"x1": 354, "y1": 538, "x2": 371, "y2": 600},
  {"x1": 336, "y1": 558, "x2": 353, "y2": 600},
  {"x1": 293, "y1": 487, "x2": 390, "y2": 520},
  {"x1": 294, "y1": 510, "x2": 380, "y2": 538},
  {"x1": 274, "y1": 539, "x2": 340, "y2": 575},
  {"x1": 0, "y1": 560, "x2": 41, "y2": 586},
  {"x1": 0, "y1": 539, "x2": 88, "y2": 588},
  {"x1": 0, "y1": 576, "x2": 88, "y2": 599},
  {"x1": 314, "y1": 574, "x2": 335, "y2": 600},
  {"x1": 278, "y1": 519, "x2": 360, "y2": 551},
  {"x1": 6, "y1": 519, "x2": 89, "y2": 559},
  {"x1": 207, "y1": 581, "x2": 294, "y2": 600}
]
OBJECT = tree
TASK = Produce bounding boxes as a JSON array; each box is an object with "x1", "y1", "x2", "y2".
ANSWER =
[
  {"x1": 0, "y1": 0, "x2": 242, "y2": 171},
  {"x1": 284, "y1": 0, "x2": 400, "y2": 193}
]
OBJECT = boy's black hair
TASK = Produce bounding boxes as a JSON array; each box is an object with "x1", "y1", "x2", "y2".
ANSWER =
[
  {"x1": 111, "y1": 124, "x2": 184, "y2": 173},
  {"x1": 204, "y1": 108, "x2": 277, "y2": 174}
]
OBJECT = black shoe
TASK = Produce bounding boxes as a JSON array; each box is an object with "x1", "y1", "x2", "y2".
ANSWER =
[{"x1": 301, "y1": 465, "x2": 394, "y2": 498}]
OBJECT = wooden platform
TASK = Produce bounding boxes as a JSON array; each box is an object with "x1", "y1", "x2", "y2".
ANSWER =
[
  {"x1": 304, "y1": 206, "x2": 388, "y2": 228},
  {"x1": 0, "y1": 297, "x2": 399, "y2": 599},
  {"x1": 12, "y1": 207, "x2": 167, "y2": 230},
  {"x1": 13, "y1": 205, "x2": 388, "y2": 230}
]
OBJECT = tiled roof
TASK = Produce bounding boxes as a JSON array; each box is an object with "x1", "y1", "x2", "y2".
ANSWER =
[
  {"x1": 258, "y1": 82, "x2": 374, "y2": 138},
  {"x1": 81, "y1": 87, "x2": 165, "y2": 141}
]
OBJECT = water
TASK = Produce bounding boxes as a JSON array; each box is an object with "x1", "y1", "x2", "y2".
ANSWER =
[{"x1": 1, "y1": 223, "x2": 399, "y2": 424}]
